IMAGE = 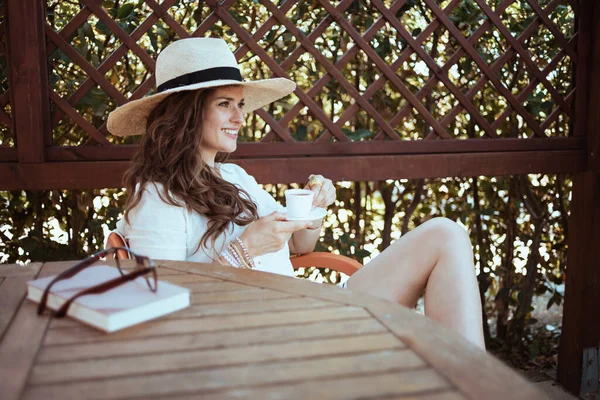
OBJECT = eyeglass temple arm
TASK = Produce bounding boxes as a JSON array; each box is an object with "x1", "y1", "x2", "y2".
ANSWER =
[
  {"x1": 36, "y1": 252, "x2": 108, "y2": 315},
  {"x1": 54, "y1": 268, "x2": 151, "y2": 318}
]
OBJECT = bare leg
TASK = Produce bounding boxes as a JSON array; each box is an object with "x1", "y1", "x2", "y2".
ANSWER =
[{"x1": 346, "y1": 217, "x2": 485, "y2": 350}]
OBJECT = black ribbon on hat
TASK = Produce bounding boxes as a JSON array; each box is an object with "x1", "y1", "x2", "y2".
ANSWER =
[{"x1": 156, "y1": 66, "x2": 243, "y2": 93}]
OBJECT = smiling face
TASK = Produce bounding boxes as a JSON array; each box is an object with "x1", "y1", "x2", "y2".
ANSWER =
[{"x1": 199, "y1": 86, "x2": 245, "y2": 165}]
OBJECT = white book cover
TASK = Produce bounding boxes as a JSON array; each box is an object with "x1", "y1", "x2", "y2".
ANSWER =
[{"x1": 27, "y1": 265, "x2": 191, "y2": 333}]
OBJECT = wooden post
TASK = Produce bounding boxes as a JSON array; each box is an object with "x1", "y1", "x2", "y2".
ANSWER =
[
  {"x1": 4, "y1": 0, "x2": 50, "y2": 163},
  {"x1": 557, "y1": 1, "x2": 600, "y2": 396}
]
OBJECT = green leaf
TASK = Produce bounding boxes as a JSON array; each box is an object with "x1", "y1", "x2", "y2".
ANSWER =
[
  {"x1": 95, "y1": 20, "x2": 111, "y2": 36},
  {"x1": 293, "y1": 125, "x2": 307, "y2": 141},
  {"x1": 355, "y1": 249, "x2": 371, "y2": 259},
  {"x1": 148, "y1": 30, "x2": 159, "y2": 52},
  {"x1": 155, "y1": 24, "x2": 169, "y2": 40},
  {"x1": 343, "y1": 128, "x2": 372, "y2": 141},
  {"x1": 117, "y1": 4, "x2": 134, "y2": 20}
]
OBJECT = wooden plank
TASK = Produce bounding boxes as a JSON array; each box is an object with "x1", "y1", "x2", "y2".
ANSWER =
[
  {"x1": 44, "y1": 137, "x2": 586, "y2": 161},
  {"x1": 167, "y1": 296, "x2": 336, "y2": 319},
  {"x1": 0, "y1": 149, "x2": 587, "y2": 189},
  {"x1": 37, "y1": 317, "x2": 386, "y2": 363},
  {"x1": 174, "y1": 287, "x2": 298, "y2": 304},
  {"x1": 30, "y1": 333, "x2": 407, "y2": 384},
  {"x1": 156, "y1": 274, "x2": 220, "y2": 284},
  {"x1": 0, "y1": 262, "x2": 72, "y2": 400},
  {"x1": 5, "y1": 0, "x2": 50, "y2": 162},
  {"x1": 43, "y1": 305, "x2": 371, "y2": 345},
  {"x1": 385, "y1": 392, "x2": 466, "y2": 400},
  {"x1": 160, "y1": 383, "x2": 462, "y2": 400},
  {"x1": 48, "y1": 295, "x2": 334, "y2": 329},
  {"x1": 0, "y1": 262, "x2": 42, "y2": 277},
  {"x1": 557, "y1": 172, "x2": 600, "y2": 395},
  {"x1": 0, "y1": 275, "x2": 36, "y2": 342},
  {"x1": 179, "y1": 280, "x2": 257, "y2": 293},
  {"x1": 0, "y1": 264, "x2": 41, "y2": 341},
  {"x1": 23, "y1": 351, "x2": 442, "y2": 399}
]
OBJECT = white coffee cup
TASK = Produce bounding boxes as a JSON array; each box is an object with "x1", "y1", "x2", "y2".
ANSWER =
[{"x1": 284, "y1": 189, "x2": 314, "y2": 219}]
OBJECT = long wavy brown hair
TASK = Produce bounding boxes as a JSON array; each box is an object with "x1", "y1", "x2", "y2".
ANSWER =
[{"x1": 123, "y1": 88, "x2": 259, "y2": 253}]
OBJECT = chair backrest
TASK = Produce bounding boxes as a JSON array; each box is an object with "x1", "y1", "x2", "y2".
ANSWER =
[
  {"x1": 105, "y1": 232, "x2": 131, "y2": 260},
  {"x1": 289, "y1": 252, "x2": 361, "y2": 277},
  {"x1": 105, "y1": 232, "x2": 361, "y2": 276}
]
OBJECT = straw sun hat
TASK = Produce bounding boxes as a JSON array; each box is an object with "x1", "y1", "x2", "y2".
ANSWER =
[{"x1": 107, "y1": 37, "x2": 296, "y2": 137}]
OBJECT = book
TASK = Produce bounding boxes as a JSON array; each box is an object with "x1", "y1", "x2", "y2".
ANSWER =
[{"x1": 27, "y1": 265, "x2": 191, "y2": 333}]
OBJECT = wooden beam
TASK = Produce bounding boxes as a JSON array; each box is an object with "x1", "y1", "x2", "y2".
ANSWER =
[
  {"x1": 240, "y1": 151, "x2": 586, "y2": 183},
  {"x1": 4, "y1": 0, "x2": 50, "y2": 162},
  {"x1": 44, "y1": 138, "x2": 586, "y2": 161},
  {"x1": 0, "y1": 147, "x2": 17, "y2": 162},
  {"x1": 558, "y1": 0, "x2": 600, "y2": 396},
  {"x1": 558, "y1": 172, "x2": 600, "y2": 396},
  {"x1": 0, "y1": 150, "x2": 586, "y2": 189}
]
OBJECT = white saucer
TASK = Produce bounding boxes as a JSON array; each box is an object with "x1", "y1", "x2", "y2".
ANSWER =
[{"x1": 284, "y1": 207, "x2": 327, "y2": 221}]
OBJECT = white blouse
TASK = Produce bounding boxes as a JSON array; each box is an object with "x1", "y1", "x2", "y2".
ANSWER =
[{"x1": 115, "y1": 163, "x2": 295, "y2": 277}]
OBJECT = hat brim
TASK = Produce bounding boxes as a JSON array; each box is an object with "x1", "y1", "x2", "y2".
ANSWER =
[{"x1": 107, "y1": 78, "x2": 296, "y2": 137}]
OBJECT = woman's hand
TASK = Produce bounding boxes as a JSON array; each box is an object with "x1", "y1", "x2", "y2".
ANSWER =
[
  {"x1": 304, "y1": 174, "x2": 336, "y2": 208},
  {"x1": 239, "y1": 212, "x2": 311, "y2": 258}
]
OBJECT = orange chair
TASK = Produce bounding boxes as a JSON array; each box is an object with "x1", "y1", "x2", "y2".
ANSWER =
[{"x1": 105, "y1": 231, "x2": 361, "y2": 276}]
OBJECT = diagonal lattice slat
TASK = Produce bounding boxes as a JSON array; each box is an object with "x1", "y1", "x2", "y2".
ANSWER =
[
  {"x1": 333, "y1": 0, "x2": 461, "y2": 141},
  {"x1": 263, "y1": 0, "x2": 404, "y2": 140},
  {"x1": 424, "y1": 0, "x2": 548, "y2": 137},
  {"x1": 473, "y1": 0, "x2": 573, "y2": 120},
  {"x1": 267, "y1": 0, "x2": 357, "y2": 142},
  {"x1": 525, "y1": 0, "x2": 577, "y2": 62},
  {"x1": 370, "y1": 0, "x2": 498, "y2": 138},
  {"x1": 423, "y1": 0, "x2": 574, "y2": 139},
  {"x1": 212, "y1": 2, "x2": 353, "y2": 142},
  {"x1": 318, "y1": 0, "x2": 450, "y2": 139}
]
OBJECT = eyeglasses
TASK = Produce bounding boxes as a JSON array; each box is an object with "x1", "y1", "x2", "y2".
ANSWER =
[{"x1": 37, "y1": 247, "x2": 157, "y2": 318}]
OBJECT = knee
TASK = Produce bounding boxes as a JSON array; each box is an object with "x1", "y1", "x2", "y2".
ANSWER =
[{"x1": 420, "y1": 217, "x2": 471, "y2": 247}]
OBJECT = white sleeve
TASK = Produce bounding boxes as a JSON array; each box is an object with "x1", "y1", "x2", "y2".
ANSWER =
[
  {"x1": 229, "y1": 164, "x2": 285, "y2": 215},
  {"x1": 121, "y1": 184, "x2": 188, "y2": 261}
]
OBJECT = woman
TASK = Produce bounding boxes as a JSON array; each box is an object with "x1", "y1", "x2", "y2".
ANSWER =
[{"x1": 108, "y1": 38, "x2": 485, "y2": 350}]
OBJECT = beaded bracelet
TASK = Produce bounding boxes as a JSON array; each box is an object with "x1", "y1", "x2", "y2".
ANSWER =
[
  {"x1": 218, "y1": 238, "x2": 256, "y2": 270},
  {"x1": 221, "y1": 250, "x2": 240, "y2": 268},
  {"x1": 234, "y1": 237, "x2": 256, "y2": 269},
  {"x1": 229, "y1": 241, "x2": 252, "y2": 270},
  {"x1": 219, "y1": 248, "x2": 239, "y2": 267}
]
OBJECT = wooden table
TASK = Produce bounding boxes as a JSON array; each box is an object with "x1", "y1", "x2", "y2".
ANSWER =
[{"x1": 0, "y1": 260, "x2": 544, "y2": 400}]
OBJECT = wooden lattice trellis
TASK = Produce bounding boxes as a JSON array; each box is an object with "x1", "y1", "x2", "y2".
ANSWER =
[
  {"x1": 0, "y1": 0, "x2": 598, "y2": 395},
  {"x1": 0, "y1": 0, "x2": 588, "y2": 186}
]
